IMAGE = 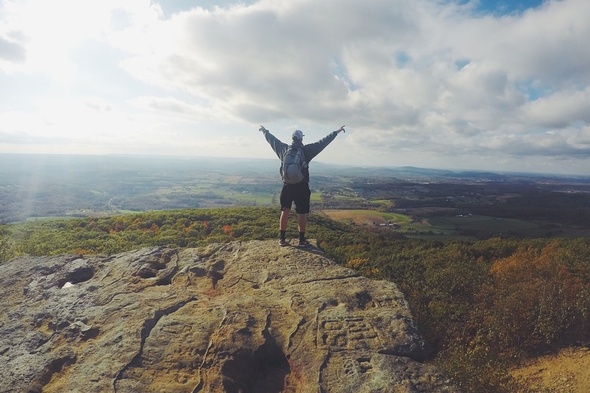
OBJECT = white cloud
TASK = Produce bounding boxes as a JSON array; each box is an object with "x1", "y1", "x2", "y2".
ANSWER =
[
  {"x1": 525, "y1": 87, "x2": 590, "y2": 128},
  {"x1": 1, "y1": 0, "x2": 589, "y2": 174}
]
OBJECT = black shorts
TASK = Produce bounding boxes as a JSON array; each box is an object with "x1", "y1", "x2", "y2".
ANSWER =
[{"x1": 280, "y1": 182, "x2": 311, "y2": 214}]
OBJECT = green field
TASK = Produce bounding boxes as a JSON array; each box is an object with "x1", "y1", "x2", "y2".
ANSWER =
[
  {"x1": 427, "y1": 215, "x2": 543, "y2": 237},
  {"x1": 227, "y1": 191, "x2": 276, "y2": 205},
  {"x1": 310, "y1": 192, "x2": 323, "y2": 202},
  {"x1": 321, "y1": 209, "x2": 411, "y2": 226}
]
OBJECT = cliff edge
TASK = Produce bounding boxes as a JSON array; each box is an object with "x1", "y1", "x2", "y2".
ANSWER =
[{"x1": 0, "y1": 240, "x2": 458, "y2": 392}]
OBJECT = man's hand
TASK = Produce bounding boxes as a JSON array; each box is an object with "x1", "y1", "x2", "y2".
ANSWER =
[
  {"x1": 259, "y1": 125, "x2": 268, "y2": 132},
  {"x1": 336, "y1": 125, "x2": 346, "y2": 133}
]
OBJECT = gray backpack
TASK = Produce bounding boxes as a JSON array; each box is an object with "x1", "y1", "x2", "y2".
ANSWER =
[{"x1": 281, "y1": 145, "x2": 307, "y2": 184}]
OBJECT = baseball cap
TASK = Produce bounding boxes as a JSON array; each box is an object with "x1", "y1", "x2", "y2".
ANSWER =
[{"x1": 292, "y1": 130, "x2": 304, "y2": 140}]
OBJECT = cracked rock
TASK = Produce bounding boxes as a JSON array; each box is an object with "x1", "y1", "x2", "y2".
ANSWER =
[{"x1": 0, "y1": 241, "x2": 458, "y2": 393}]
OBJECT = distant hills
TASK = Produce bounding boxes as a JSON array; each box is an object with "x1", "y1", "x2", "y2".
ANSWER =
[{"x1": 2, "y1": 153, "x2": 588, "y2": 182}]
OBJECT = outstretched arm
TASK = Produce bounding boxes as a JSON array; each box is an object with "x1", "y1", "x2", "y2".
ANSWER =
[
  {"x1": 304, "y1": 125, "x2": 346, "y2": 161},
  {"x1": 259, "y1": 125, "x2": 288, "y2": 159}
]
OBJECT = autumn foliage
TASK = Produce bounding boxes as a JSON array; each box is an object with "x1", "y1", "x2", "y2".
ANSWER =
[{"x1": 481, "y1": 241, "x2": 590, "y2": 355}]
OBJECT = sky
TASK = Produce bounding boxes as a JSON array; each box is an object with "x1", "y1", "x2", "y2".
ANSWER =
[{"x1": 1, "y1": 0, "x2": 589, "y2": 175}]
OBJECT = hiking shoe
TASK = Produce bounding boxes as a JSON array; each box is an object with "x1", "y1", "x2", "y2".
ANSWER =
[
  {"x1": 298, "y1": 239, "x2": 310, "y2": 247},
  {"x1": 279, "y1": 239, "x2": 289, "y2": 246}
]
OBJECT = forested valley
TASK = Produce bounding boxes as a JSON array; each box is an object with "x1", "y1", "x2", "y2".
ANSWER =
[{"x1": 1, "y1": 206, "x2": 589, "y2": 392}]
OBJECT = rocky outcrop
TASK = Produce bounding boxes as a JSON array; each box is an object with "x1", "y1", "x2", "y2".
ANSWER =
[{"x1": 0, "y1": 240, "x2": 458, "y2": 393}]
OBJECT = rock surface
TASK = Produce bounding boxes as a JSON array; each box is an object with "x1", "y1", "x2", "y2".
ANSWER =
[{"x1": 0, "y1": 240, "x2": 458, "y2": 393}]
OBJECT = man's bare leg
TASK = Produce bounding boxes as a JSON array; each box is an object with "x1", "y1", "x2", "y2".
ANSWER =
[
  {"x1": 298, "y1": 213, "x2": 308, "y2": 244},
  {"x1": 297, "y1": 213, "x2": 307, "y2": 233},
  {"x1": 279, "y1": 209, "x2": 290, "y2": 244},
  {"x1": 280, "y1": 208, "x2": 290, "y2": 231}
]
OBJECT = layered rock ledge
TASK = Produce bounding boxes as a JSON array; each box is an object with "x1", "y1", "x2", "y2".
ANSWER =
[{"x1": 0, "y1": 240, "x2": 458, "y2": 392}]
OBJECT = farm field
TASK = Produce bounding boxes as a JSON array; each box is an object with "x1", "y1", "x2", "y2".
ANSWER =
[
  {"x1": 320, "y1": 209, "x2": 411, "y2": 226},
  {"x1": 320, "y1": 208, "x2": 462, "y2": 240}
]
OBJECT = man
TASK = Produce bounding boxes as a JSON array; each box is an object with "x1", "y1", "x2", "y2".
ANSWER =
[{"x1": 259, "y1": 125, "x2": 346, "y2": 246}]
